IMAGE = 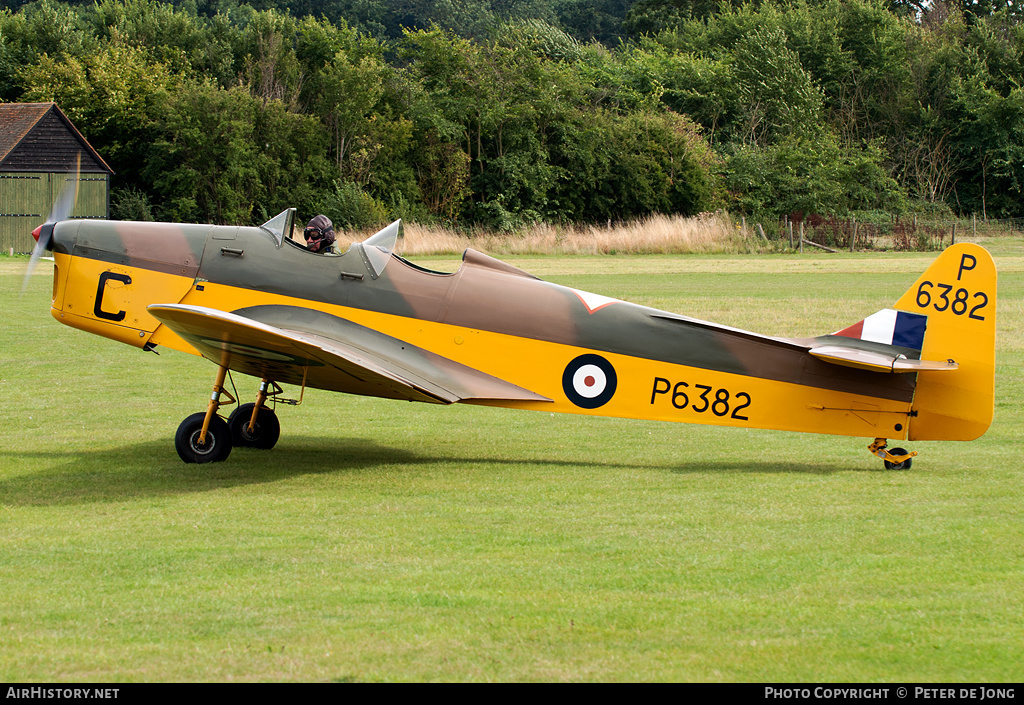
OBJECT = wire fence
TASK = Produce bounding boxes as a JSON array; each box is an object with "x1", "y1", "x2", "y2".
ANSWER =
[{"x1": 750, "y1": 214, "x2": 1024, "y2": 252}]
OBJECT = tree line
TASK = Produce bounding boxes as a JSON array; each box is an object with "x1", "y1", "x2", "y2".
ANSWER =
[{"x1": 1, "y1": 0, "x2": 1021, "y2": 229}]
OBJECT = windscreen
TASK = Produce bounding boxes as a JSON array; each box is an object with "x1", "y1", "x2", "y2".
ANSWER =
[
  {"x1": 355, "y1": 220, "x2": 402, "y2": 278},
  {"x1": 259, "y1": 208, "x2": 296, "y2": 247}
]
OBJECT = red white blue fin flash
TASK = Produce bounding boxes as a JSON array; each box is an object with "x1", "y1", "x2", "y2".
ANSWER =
[{"x1": 834, "y1": 309, "x2": 927, "y2": 351}]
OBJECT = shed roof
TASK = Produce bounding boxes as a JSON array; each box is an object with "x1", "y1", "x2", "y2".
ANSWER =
[{"x1": 0, "y1": 102, "x2": 114, "y2": 174}]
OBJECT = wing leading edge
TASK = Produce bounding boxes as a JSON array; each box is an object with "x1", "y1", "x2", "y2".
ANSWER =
[{"x1": 148, "y1": 303, "x2": 551, "y2": 405}]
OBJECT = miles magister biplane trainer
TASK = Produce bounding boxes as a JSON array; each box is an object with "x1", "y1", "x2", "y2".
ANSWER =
[{"x1": 26, "y1": 184, "x2": 996, "y2": 467}]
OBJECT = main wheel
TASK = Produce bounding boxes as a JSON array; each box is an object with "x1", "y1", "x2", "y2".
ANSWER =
[
  {"x1": 175, "y1": 412, "x2": 232, "y2": 463},
  {"x1": 227, "y1": 403, "x2": 281, "y2": 450},
  {"x1": 883, "y1": 447, "x2": 912, "y2": 471}
]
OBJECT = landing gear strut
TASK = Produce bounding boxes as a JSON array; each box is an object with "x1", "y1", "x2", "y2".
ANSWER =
[
  {"x1": 175, "y1": 372, "x2": 288, "y2": 463},
  {"x1": 868, "y1": 438, "x2": 916, "y2": 471},
  {"x1": 175, "y1": 364, "x2": 235, "y2": 464},
  {"x1": 227, "y1": 379, "x2": 281, "y2": 449}
]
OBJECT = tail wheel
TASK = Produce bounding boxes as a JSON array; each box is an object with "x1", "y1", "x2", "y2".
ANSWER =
[
  {"x1": 228, "y1": 403, "x2": 281, "y2": 450},
  {"x1": 175, "y1": 413, "x2": 232, "y2": 463},
  {"x1": 884, "y1": 447, "x2": 913, "y2": 471}
]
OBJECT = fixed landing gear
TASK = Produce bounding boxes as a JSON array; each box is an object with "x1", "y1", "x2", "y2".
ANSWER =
[
  {"x1": 174, "y1": 370, "x2": 283, "y2": 463},
  {"x1": 176, "y1": 412, "x2": 232, "y2": 463},
  {"x1": 868, "y1": 438, "x2": 916, "y2": 471},
  {"x1": 228, "y1": 403, "x2": 280, "y2": 449},
  {"x1": 883, "y1": 449, "x2": 913, "y2": 471},
  {"x1": 227, "y1": 379, "x2": 284, "y2": 449}
]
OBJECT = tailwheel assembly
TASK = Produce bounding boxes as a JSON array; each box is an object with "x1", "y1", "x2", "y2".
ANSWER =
[{"x1": 868, "y1": 438, "x2": 916, "y2": 471}]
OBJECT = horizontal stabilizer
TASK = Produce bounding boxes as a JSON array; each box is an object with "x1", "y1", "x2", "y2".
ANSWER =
[{"x1": 809, "y1": 345, "x2": 958, "y2": 373}]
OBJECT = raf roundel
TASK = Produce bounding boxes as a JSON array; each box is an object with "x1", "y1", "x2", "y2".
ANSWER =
[{"x1": 562, "y1": 354, "x2": 617, "y2": 409}]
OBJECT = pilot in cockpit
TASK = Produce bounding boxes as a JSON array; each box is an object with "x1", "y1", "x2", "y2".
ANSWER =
[{"x1": 303, "y1": 215, "x2": 340, "y2": 254}]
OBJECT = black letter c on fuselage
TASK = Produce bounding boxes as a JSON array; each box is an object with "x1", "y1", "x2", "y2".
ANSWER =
[{"x1": 94, "y1": 271, "x2": 131, "y2": 322}]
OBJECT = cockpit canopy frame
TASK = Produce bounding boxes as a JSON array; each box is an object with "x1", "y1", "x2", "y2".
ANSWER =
[
  {"x1": 259, "y1": 209, "x2": 296, "y2": 248},
  {"x1": 259, "y1": 211, "x2": 403, "y2": 279}
]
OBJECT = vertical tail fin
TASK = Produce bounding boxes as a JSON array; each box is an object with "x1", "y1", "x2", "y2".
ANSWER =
[{"x1": 893, "y1": 244, "x2": 997, "y2": 441}]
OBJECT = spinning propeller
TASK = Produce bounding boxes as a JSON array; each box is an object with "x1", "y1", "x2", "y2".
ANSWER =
[{"x1": 22, "y1": 154, "x2": 81, "y2": 293}]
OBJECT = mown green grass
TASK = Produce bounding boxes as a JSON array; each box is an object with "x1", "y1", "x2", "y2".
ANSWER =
[{"x1": 1, "y1": 242, "x2": 1022, "y2": 682}]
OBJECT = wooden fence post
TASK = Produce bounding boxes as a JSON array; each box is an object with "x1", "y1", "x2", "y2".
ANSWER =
[
  {"x1": 850, "y1": 217, "x2": 857, "y2": 252},
  {"x1": 799, "y1": 222, "x2": 804, "y2": 253},
  {"x1": 951, "y1": 222, "x2": 957, "y2": 245},
  {"x1": 788, "y1": 222, "x2": 793, "y2": 248}
]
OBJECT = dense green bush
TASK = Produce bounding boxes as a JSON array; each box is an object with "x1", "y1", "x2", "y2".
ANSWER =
[
  {"x1": 110, "y1": 186, "x2": 154, "y2": 221},
  {"x1": 2, "y1": 0, "x2": 1021, "y2": 225},
  {"x1": 721, "y1": 133, "x2": 906, "y2": 218},
  {"x1": 315, "y1": 180, "x2": 389, "y2": 230}
]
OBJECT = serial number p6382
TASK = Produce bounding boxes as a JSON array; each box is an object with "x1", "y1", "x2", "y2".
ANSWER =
[{"x1": 650, "y1": 377, "x2": 751, "y2": 421}]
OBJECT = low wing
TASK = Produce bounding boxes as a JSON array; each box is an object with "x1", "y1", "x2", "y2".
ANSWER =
[{"x1": 148, "y1": 303, "x2": 551, "y2": 405}]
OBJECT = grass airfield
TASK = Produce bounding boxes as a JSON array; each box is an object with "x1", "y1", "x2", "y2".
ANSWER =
[{"x1": 2, "y1": 243, "x2": 1022, "y2": 682}]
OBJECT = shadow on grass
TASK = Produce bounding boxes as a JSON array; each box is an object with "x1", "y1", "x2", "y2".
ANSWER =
[{"x1": 0, "y1": 436, "x2": 848, "y2": 507}]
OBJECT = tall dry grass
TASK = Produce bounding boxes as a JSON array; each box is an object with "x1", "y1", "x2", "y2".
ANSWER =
[{"x1": 390, "y1": 212, "x2": 753, "y2": 257}]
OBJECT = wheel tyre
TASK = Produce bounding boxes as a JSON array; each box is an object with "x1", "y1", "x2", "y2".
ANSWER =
[
  {"x1": 883, "y1": 447, "x2": 912, "y2": 471},
  {"x1": 227, "y1": 403, "x2": 281, "y2": 450},
  {"x1": 175, "y1": 412, "x2": 232, "y2": 463}
]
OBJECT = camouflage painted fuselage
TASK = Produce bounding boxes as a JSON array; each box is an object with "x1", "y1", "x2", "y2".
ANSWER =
[{"x1": 44, "y1": 216, "x2": 996, "y2": 443}]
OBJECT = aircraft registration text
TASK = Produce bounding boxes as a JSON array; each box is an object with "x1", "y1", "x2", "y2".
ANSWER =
[
  {"x1": 650, "y1": 377, "x2": 752, "y2": 421},
  {"x1": 915, "y1": 281, "x2": 988, "y2": 320}
]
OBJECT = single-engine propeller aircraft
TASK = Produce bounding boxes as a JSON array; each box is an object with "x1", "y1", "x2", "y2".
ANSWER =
[{"x1": 27, "y1": 194, "x2": 996, "y2": 467}]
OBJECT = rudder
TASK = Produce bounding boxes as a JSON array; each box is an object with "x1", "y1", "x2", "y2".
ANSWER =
[{"x1": 894, "y1": 243, "x2": 997, "y2": 441}]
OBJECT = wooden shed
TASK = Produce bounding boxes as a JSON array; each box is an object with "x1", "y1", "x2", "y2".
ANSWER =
[{"x1": 1, "y1": 102, "x2": 113, "y2": 253}]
